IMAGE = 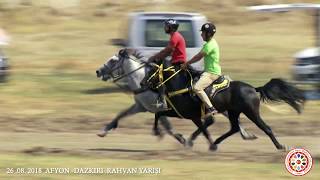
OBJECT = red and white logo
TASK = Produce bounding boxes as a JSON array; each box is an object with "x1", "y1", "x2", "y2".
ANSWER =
[{"x1": 285, "y1": 148, "x2": 313, "y2": 176}]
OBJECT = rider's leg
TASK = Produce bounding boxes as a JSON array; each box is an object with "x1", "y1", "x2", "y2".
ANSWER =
[
  {"x1": 194, "y1": 72, "x2": 219, "y2": 116},
  {"x1": 157, "y1": 85, "x2": 168, "y2": 109}
]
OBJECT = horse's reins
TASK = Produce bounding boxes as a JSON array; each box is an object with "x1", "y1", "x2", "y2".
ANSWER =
[
  {"x1": 146, "y1": 63, "x2": 194, "y2": 119},
  {"x1": 156, "y1": 67, "x2": 182, "y2": 89},
  {"x1": 147, "y1": 64, "x2": 193, "y2": 90},
  {"x1": 113, "y1": 64, "x2": 145, "y2": 83}
]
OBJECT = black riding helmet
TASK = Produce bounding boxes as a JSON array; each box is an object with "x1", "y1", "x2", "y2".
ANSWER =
[
  {"x1": 164, "y1": 19, "x2": 179, "y2": 32},
  {"x1": 201, "y1": 22, "x2": 216, "y2": 34},
  {"x1": 200, "y1": 23, "x2": 216, "y2": 41}
]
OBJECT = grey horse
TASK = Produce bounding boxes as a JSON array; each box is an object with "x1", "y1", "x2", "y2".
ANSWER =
[{"x1": 96, "y1": 49, "x2": 257, "y2": 146}]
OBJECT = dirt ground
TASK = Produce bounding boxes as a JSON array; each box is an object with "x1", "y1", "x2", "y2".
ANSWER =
[
  {"x1": 0, "y1": 106, "x2": 319, "y2": 179},
  {"x1": 1, "y1": 117, "x2": 319, "y2": 162}
]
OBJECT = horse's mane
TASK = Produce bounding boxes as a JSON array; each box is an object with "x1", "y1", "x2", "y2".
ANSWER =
[{"x1": 118, "y1": 48, "x2": 145, "y2": 61}]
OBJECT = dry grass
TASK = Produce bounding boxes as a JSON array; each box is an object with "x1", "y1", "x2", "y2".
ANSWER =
[
  {"x1": 0, "y1": 0, "x2": 317, "y2": 130},
  {"x1": 0, "y1": 0, "x2": 318, "y2": 143}
]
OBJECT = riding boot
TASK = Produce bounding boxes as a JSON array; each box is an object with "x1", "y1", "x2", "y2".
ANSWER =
[
  {"x1": 156, "y1": 86, "x2": 168, "y2": 109},
  {"x1": 204, "y1": 106, "x2": 218, "y2": 118}
]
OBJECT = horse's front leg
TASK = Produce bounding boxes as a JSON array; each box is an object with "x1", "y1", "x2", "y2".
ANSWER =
[
  {"x1": 191, "y1": 117, "x2": 216, "y2": 151},
  {"x1": 97, "y1": 103, "x2": 146, "y2": 137},
  {"x1": 187, "y1": 116, "x2": 214, "y2": 147},
  {"x1": 154, "y1": 112, "x2": 186, "y2": 145},
  {"x1": 153, "y1": 113, "x2": 162, "y2": 137}
]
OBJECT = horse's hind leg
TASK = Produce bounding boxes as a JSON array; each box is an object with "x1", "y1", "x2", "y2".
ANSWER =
[
  {"x1": 158, "y1": 116, "x2": 182, "y2": 140},
  {"x1": 243, "y1": 101, "x2": 285, "y2": 150},
  {"x1": 221, "y1": 111, "x2": 257, "y2": 140},
  {"x1": 213, "y1": 111, "x2": 240, "y2": 145},
  {"x1": 186, "y1": 111, "x2": 257, "y2": 147}
]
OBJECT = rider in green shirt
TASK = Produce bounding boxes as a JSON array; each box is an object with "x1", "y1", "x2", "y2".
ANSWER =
[
  {"x1": 181, "y1": 22, "x2": 220, "y2": 117},
  {"x1": 202, "y1": 36, "x2": 221, "y2": 75}
]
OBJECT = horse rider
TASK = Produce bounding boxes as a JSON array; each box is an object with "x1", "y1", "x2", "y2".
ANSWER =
[
  {"x1": 181, "y1": 22, "x2": 220, "y2": 117},
  {"x1": 148, "y1": 19, "x2": 187, "y2": 109}
]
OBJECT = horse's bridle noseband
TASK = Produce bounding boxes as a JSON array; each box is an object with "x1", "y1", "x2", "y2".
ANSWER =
[{"x1": 104, "y1": 54, "x2": 153, "y2": 83}]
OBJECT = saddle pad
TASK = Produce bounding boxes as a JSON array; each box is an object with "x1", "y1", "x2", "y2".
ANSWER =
[{"x1": 206, "y1": 78, "x2": 230, "y2": 98}]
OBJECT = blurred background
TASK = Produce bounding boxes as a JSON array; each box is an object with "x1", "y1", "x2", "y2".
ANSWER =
[{"x1": 0, "y1": 0, "x2": 319, "y2": 179}]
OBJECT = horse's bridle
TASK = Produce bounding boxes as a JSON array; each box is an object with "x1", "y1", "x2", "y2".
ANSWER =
[
  {"x1": 103, "y1": 56, "x2": 124, "y2": 80},
  {"x1": 104, "y1": 54, "x2": 149, "y2": 83}
]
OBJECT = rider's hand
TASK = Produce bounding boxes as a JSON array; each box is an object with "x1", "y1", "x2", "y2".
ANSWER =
[
  {"x1": 148, "y1": 56, "x2": 156, "y2": 63},
  {"x1": 181, "y1": 62, "x2": 188, "y2": 70}
]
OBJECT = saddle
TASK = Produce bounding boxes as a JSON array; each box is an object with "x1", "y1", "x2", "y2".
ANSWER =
[
  {"x1": 166, "y1": 73, "x2": 230, "y2": 99},
  {"x1": 204, "y1": 75, "x2": 230, "y2": 98}
]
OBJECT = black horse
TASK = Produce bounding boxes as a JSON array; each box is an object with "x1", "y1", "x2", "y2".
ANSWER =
[{"x1": 142, "y1": 62, "x2": 305, "y2": 151}]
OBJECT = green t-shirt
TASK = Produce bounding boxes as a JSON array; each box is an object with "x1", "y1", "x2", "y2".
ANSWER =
[{"x1": 201, "y1": 39, "x2": 221, "y2": 75}]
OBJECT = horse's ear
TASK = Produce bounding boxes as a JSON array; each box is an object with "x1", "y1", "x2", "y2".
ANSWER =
[{"x1": 118, "y1": 48, "x2": 128, "y2": 58}]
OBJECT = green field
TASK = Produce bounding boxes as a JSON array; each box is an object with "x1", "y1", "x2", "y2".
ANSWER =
[{"x1": 0, "y1": 0, "x2": 319, "y2": 179}]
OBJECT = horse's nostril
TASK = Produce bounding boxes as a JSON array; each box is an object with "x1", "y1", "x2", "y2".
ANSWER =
[{"x1": 96, "y1": 70, "x2": 101, "y2": 77}]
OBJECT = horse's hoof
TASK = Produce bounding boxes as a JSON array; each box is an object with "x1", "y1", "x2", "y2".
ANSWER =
[
  {"x1": 113, "y1": 122, "x2": 118, "y2": 129},
  {"x1": 278, "y1": 145, "x2": 289, "y2": 152},
  {"x1": 240, "y1": 129, "x2": 258, "y2": 140},
  {"x1": 241, "y1": 134, "x2": 258, "y2": 140},
  {"x1": 174, "y1": 133, "x2": 186, "y2": 145},
  {"x1": 153, "y1": 129, "x2": 160, "y2": 136},
  {"x1": 248, "y1": 135, "x2": 258, "y2": 140},
  {"x1": 186, "y1": 140, "x2": 194, "y2": 148},
  {"x1": 158, "y1": 132, "x2": 164, "y2": 140},
  {"x1": 209, "y1": 144, "x2": 218, "y2": 151},
  {"x1": 97, "y1": 131, "x2": 107, "y2": 137},
  {"x1": 153, "y1": 129, "x2": 164, "y2": 139}
]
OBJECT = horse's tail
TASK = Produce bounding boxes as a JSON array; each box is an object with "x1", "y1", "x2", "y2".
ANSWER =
[{"x1": 255, "y1": 78, "x2": 306, "y2": 114}]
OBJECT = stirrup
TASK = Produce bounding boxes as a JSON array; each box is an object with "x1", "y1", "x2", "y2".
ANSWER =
[
  {"x1": 154, "y1": 100, "x2": 171, "y2": 111},
  {"x1": 204, "y1": 107, "x2": 218, "y2": 118},
  {"x1": 156, "y1": 102, "x2": 166, "y2": 108}
]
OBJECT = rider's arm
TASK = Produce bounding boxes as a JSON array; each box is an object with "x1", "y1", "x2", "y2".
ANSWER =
[
  {"x1": 149, "y1": 33, "x2": 178, "y2": 62},
  {"x1": 186, "y1": 51, "x2": 206, "y2": 65},
  {"x1": 151, "y1": 45, "x2": 174, "y2": 62}
]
